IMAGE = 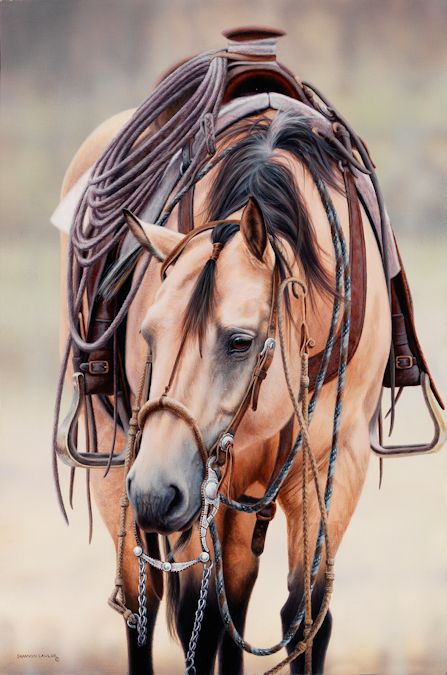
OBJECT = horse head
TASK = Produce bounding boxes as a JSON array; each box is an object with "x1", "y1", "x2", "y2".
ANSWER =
[{"x1": 126, "y1": 198, "x2": 301, "y2": 534}]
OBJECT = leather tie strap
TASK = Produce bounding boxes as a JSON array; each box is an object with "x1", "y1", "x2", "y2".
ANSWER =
[
  {"x1": 210, "y1": 242, "x2": 224, "y2": 261},
  {"x1": 160, "y1": 220, "x2": 239, "y2": 280}
]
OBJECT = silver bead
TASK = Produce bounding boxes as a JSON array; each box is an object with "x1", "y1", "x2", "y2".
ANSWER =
[
  {"x1": 199, "y1": 551, "x2": 210, "y2": 563},
  {"x1": 162, "y1": 561, "x2": 172, "y2": 572},
  {"x1": 219, "y1": 433, "x2": 234, "y2": 452},
  {"x1": 205, "y1": 480, "x2": 218, "y2": 500},
  {"x1": 133, "y1": 546, "x2": 143, "y2": 557}
]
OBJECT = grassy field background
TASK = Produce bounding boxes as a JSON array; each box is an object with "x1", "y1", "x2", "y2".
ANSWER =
[{"x1": 1, "y1": 1, "x2": 446, "y2": 673}]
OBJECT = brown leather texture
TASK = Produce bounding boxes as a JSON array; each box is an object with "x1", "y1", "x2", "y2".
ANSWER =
[
  {"x1": 246, "y1": 415, "x2": 294, "y2": 556},
  {"x1": 82, "y1": 299, "x2": 116, "y2": 395},
  {"x1": 383, "y1": 241, "x2": 444, "y2": 408},
  {"x1": 308, "y1": 168, "x2": 367, "y2": 391},
  {"x1": 222, "y1": 64, "x2": 304, "y2": 103}
]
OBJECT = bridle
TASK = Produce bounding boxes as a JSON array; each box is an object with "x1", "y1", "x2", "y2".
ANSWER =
[
  {"x1": 122, "y1": 220, "x2": 281, "y2": 658},
  {"x1": 110, "y1": 211, "x2": 342, "y2": 675},
  {"x1": 138, "y1": 220, "x2": 279, "y2": 468},
  {"x1": 106, "y1": 166, "x2": 352, "y2": 675}
]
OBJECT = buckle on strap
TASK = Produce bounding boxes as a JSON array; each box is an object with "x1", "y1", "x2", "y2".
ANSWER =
[
  {"x1": 395, "y1": 355, "x2": 415, "y2": 370},
  {"x1": 251, "y1": 337, "x2": 276, "y2": 412},
  {"x1": 80, "y1": 360, "x2": 110, "y2": 375}
]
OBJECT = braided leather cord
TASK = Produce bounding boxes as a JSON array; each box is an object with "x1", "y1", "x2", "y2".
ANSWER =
[
  {"x1": 210, "y1": 177, "x2": 351, "y2": 663},
  {"x1": 219, "y1": 167, "x2": 347, "y2": 515}
]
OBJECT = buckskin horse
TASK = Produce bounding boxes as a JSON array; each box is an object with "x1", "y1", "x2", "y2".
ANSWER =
[{"x1": 53, "y1": 27, "x2": 445, "y2": 675}]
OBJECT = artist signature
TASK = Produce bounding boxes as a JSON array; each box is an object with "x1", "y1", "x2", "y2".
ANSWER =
[{"x1": 17, "y1": 652, "x2": 60, "y2": 663}]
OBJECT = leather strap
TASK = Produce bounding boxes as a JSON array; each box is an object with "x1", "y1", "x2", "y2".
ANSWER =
[
  {"x1": 383, "y1": 241, "x2": 444, "y2": 409},
  {"x1": 210, "y1": 267, "x2": 279, "y2": 454},
  {"x1": 308, "y1": 167, "x2": 366, "y2": 390},
  {"x1": 178, "y1": 141, "x2": 195, "y2": 234},
  {"x1": 241, "y1": 416, "x2": 294, "y2": 557}
]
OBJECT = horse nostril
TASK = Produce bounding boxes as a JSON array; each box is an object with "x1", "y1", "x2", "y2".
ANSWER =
[
  {"x1": 167, "y1": 484, "x2": 183, "y2": 514},
  {"x1": 126, "y1": 474, "x2": 133, "y2": 497}
]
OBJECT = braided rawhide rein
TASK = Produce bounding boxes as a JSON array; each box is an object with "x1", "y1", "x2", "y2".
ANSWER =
[
  {"x1": 108, "y1": 173, "x2": 349, "y2": 674},
  {"x1": 209, "y1": 177, "x2": 351, "y2": 674}
]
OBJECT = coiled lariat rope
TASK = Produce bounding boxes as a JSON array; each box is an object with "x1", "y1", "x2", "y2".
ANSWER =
[
  {"x1": 67, "y1": 52, "x2": 229, "y2": 351},
  {"x1": 53, "y1": 50, "x2": 232, "y2": 521}
]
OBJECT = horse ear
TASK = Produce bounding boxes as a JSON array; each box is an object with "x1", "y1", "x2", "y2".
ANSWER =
[
  {"x1": 239, "y1": 197, "x2": 269, "y2": 262},
  {"x1": 123, "y1": 209, "x2": 182, "y2": 262}
]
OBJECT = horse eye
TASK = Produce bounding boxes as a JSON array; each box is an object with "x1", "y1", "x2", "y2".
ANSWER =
[{"x1": 228, "y1": 335, "x2": 253, "y2": 354}]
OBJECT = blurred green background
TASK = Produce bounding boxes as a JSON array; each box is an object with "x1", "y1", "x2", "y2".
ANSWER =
[{"x1": 0, "y1": 1, "x2": 446, "y2": 674}]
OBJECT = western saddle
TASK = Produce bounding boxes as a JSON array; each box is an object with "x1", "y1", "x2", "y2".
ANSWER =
[{"x1": 54, "y1": 26, "x2": 445, "y2": 485}]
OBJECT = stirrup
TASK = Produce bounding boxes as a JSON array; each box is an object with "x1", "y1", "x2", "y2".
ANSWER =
[
  {"x1": 370, "y1": 373, "x2": 446, "y2": 458},
  {"x1": 56, "y1": 372, "x2": 127, "y2": 468}
]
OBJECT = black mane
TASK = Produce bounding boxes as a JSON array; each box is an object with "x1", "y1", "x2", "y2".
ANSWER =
[
  {"x1": 207, "y1": 111, "x2": 342, "y2": 291},
  {"x1": 101, "y1": 111, "x2": 343, "y2": 344},
  {"x1": 184, "y1": 110, "x2": 342, "y2": 344}
]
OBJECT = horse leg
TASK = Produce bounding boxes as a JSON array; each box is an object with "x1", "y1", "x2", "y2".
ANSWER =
[
  {"x1": 279, "y1": 424, "x2": 370, "y2": 674},
  {"x1": 167, "y1": 507, "x2": 259, "y2": 675},
  {"x1": 123, "y1": 535, "x2": 162, "y2": 675},
  {"x1": 217, "y1": 508, "x2": 260, "y2": 675},
  {"x1": 125, "y1": 593, "x2": 160, "y2": 675},
  {"x1": 170, "y1": 563, "x2": 222, "y2": 675},
  {"x1": 280, "y1": 569, "x2": 332, "y2": 675},
  {"x1": 90, "y1": 465, "x2": 161, "y2": 675}
]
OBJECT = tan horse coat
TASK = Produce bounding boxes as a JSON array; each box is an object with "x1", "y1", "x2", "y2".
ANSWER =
[{"x1": 59, "y1": 108, "x2": 390, "y2": 670}]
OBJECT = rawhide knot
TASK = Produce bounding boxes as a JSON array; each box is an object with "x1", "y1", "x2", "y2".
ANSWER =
[{"x1": 210, "y1": 242, "x2": 224, "y2": 262}]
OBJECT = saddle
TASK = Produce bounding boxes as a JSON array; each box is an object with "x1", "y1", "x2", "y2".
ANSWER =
[{"x1": 54, "y1": 26, "x2": 444, "y2": 479}]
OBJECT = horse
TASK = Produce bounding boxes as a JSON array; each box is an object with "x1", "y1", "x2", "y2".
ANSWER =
[{"x1": 58, "y1": 104, "x2": 390, "y2": 674}]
